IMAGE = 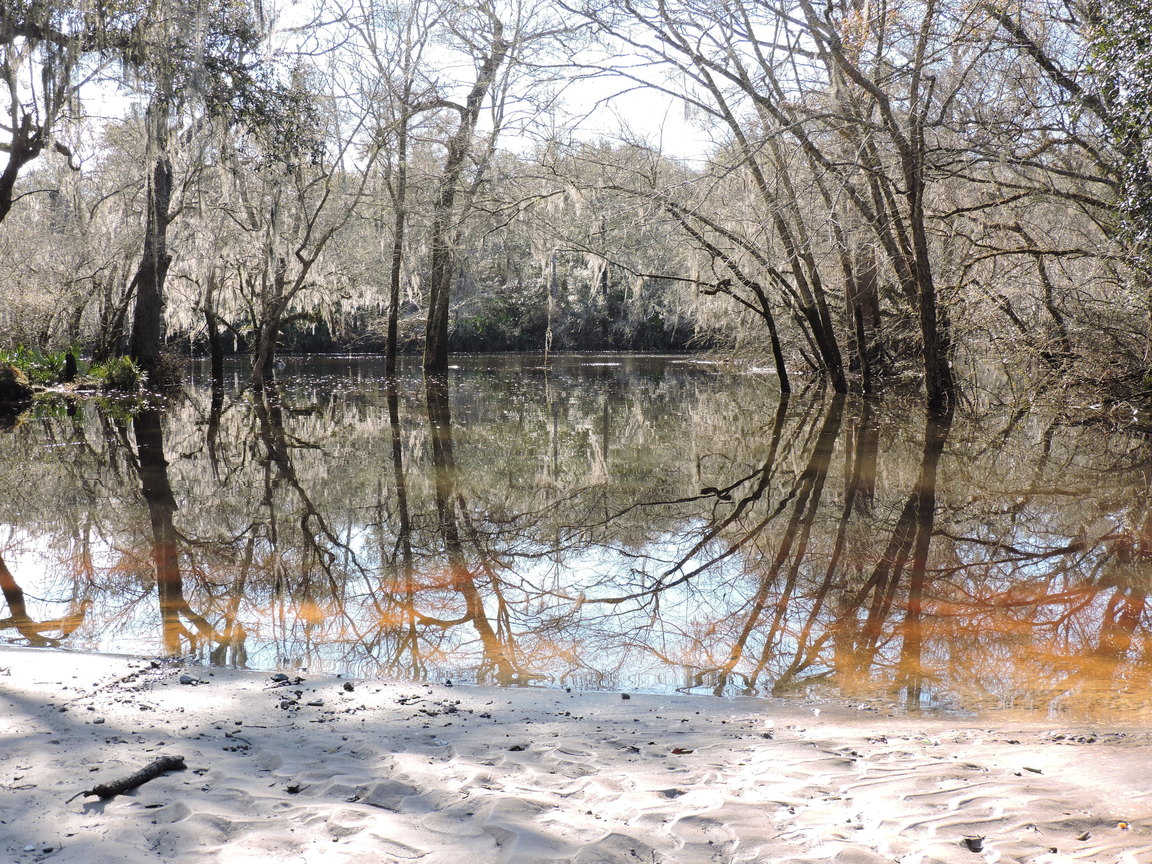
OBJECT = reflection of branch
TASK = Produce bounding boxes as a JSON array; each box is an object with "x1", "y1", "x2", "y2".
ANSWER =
[
  {"x1": 459, "y1": 496, "x2": 528, "y2": 676},
  {"x1": 934, "y1": 529, "x2": 1088, "y2": 562},
  {"x1": 715, "y1": 397, "x2": 845, "y2": 694},
  {"x1": 252, "y1": 390, "x2": 366, "y2": 578},
  {"x1": 774, "y1": 402, "x2": 878, "y2": 690},
  {"x1": 0, "y1": 553, "x2": 81, "y2": 646},
  {"x1": 1032, "y1": 585, "x2": 1148, "y2": 708},
  {"x1": 583, "y1": 394, "x2": 799, "y2": 606}
]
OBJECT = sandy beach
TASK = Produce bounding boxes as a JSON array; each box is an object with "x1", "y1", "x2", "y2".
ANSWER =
[{"x1": 1, "y1": 646, "x2": 1149, "y2": 864}]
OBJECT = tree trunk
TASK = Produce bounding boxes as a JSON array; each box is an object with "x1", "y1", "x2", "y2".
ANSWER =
[
  {"x1": 757, "y1": 292, "x2": 791, "y2": 394},
  {"x1": 423, "y1": 188, "x2": 461, "y2": 372},
  {"x1": 0, "y1": 114, "x2": 46, "y2": 225},
  {"x1": 251, "y1": 320, "x2": 280, "y2": 393},
  {"x1": 251, "y1": 261, "x2": 289, "y2": 393},
  {"x1": 386, "y1": 118, "x2": 409, "y2": 378},
  {"x1": 129, "y1": 94, "x2": 173, "y2": 382},
  {"x1": 204, "y1": 277, "x2": 225, "y2": 389},
  {"x1": 423, "y1": 17, "x2": 507, "y2": 372},
  {"x1": 906, "y1": 150, "x2": 955, "y2": 413}
]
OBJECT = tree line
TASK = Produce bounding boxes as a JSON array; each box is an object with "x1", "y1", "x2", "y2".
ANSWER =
[{"x1": 1, "y1": 0, "x2": 1149, "y2": 408}]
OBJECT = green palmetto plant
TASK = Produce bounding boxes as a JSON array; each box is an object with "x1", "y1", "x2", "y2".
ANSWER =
[{"x1": 0, "y1": 345, "x2": 80, "y2": 385}]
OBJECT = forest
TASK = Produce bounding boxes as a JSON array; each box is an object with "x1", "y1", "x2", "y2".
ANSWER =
[{"x1": 0, "y1": 0, "x2": 1149, "y2": 411}]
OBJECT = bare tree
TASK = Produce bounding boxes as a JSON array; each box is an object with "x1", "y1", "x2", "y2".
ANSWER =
[{"x1": 423, "y1": 2, "x2": 510, "y2": 371}]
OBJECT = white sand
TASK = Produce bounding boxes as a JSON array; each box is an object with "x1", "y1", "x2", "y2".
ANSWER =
[{"x1": 1, "y1": 646, "x2": 1149, "y2": 863}]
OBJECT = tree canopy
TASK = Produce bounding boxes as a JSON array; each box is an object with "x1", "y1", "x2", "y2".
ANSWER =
[{"x1": 0, "y1": 0, "x2": 1147, "y2": 405}]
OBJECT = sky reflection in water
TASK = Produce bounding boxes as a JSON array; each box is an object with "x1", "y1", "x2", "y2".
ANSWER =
[{"x1": 3, "y1": 354, "x2": 1151, "y2": 721}]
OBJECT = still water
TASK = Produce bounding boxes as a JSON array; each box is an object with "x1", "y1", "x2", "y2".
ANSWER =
[{"x1": 3, "y1": 354, "x2": 1151, "y2": 719}]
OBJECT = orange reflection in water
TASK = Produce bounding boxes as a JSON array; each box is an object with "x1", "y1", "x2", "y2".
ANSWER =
[{"x1": 4, "y1": 357, "x2": 1152, "y2": 723}]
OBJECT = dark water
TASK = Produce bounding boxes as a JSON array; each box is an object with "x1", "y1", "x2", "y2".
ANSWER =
[{"x1": 4, "y1": 354, "x2": 1152, "y2": 720}]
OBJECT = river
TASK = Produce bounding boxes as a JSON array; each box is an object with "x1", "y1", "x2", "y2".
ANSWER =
[{"x1": 3, "y1": 354, "x2": 1150, "y2": 720}]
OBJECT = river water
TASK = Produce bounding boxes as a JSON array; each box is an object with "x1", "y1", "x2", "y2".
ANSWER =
[{"x1": 3, "y1": 354, "x2": 1151, "y2": 719}]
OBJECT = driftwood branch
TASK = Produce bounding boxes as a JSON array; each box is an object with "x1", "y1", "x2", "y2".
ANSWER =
[{"x1": 68, "y1": 755, "x2": 187, "y2": 803}]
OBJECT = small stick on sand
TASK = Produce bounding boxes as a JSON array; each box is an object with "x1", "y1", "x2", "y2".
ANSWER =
[{"x1": 67, "y1": 755, "x2": 187, "y2": 803}]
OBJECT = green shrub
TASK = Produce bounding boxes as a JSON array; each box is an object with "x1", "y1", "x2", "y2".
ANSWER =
[
  {"x1": 0, "y1": 345, "x2": 80, "y2": 385},
  {"x1": 89, "y1": 356, "x2": 143, "y2": 391}
]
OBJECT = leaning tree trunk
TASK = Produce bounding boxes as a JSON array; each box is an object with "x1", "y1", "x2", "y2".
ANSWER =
[
  {"x1": 0, "y1": 114, "x2": 47, "y2": 226},
  {"x1": 423, "y1": 18, "x2": 507, "y2": 372}
]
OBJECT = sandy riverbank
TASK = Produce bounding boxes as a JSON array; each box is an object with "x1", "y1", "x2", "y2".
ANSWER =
[{"x1": 1, "y1": 646, "x2": 1149, "y2": 863}]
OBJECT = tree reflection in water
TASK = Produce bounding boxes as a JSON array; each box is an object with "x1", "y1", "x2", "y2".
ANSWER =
[
  {"x1": 132, "y1": 407, "x2": 214, "y2": 655},
  {"x1": 2, "y1": 354, "x2": 1151, "y2": 719},
  {"x1": 424, "y1": 374, "x2": 527, "y2": 684}
]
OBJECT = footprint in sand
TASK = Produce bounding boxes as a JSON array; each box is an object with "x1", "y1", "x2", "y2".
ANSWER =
[{"x1": 352, "y1": 778, "x2": 422, "y2": 812}]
